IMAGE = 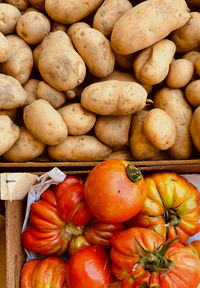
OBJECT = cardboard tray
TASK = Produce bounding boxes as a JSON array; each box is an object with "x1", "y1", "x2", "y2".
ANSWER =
[{"x1": 4, "y1": 165, "x2": 200, "y2": 288}]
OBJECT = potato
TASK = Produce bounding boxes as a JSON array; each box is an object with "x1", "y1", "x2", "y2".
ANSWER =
[
  {"x1": 171, "y1": 12, "x2": 200, "y2": 53},
  {"x1": 16, "y1": 11, "x2": 51, "y2": 45},
  {"x1": 51, "y1": 22, "x2": 67, "y2": 33},
  {"x1": 0, "y1": 4, "x2": 21, "y2": 35},
  {"x1": 48, "y1": 135, "x2": 112, "y2": 161},
  {"x1": 58, "y1": 103, "x2": 96, "y2": 135},
  {"x1": 111, "y1": 0, "x2": 190, "y2": 54},
  {"x1": 3, "y1": 127, "x2": 45, "y2": 162},
  {"x1": 182, "y1": 50, "x2": 200, "y2": 66},
  {"x1": 99, "y1": 70, "x2": 152, "y2": 94},
  {"x1": 190, "y1": 107, "x2": 200, "y2": 152},
  {"x1": 23, "y1": 79, "x2": 39, "y2": 106},
  {"x1": 0, "y1": 74, "x2": 27, "y2": 109},
  {"x1": 93, "y1": 0, "x2": 132, "y2": 37},
  {"x1": 23, "y1": 99, "x2": 68, "y2": 145},
  {"x1": 45, "y1": 0, "x2": 104, "y2": 24},
  {"x1": 187, "y1": 0, "x2": 200, "y2": 6},
  {"x1": 0, "y1": 35, "x2": 33, "y2": 85},
  {"x1": 195, "y1": 56, "x2": 200, "y2": 76},
  {"x1": 95, "y1": 115, "x2": 131, "y2": 147},
  {"x1": 38, "y1": 31, "x2": 86, "y2": 91},
  {"x1": 166, "y1": 59, "x2": 193, "y2": 88},
  {"x1": 68, "y1": 23, "x2": 115, "y2": 78},
  {"x1": 65, "y1": 85, "x2": 84, "y2": 100},
  {"x1": 115, "y1": 53, "x2": 135, "y2": 71},
  {"x1": 0, "y1": 115, "x2": 19, "y2": 156},
  {"x1": 133, "y1": 40, "x2": 176, "y2": 85},
  {"x1": 5, "y1": 0, "x2": 29, "y2": 10},
  {"x1": 36, "y1": 81, "x2": 66, "y2": 109},
  {"x1": 105, "y1": 147, "x2": 133, "y2": 160},
  {"x1": 154, "y1": 88, "x2": 192, "y2": 159},
  {"x1": 185, "y1": 80, "x2": 200, "y2": 107},
  {"x1": 0, "y1": 109, "x2": 17, "y2": 121},
  {"x1": 29, "y1": 0, "x2": 45, "y2": 10},
  {"x1": 81, "y1": 80, "x2": 147, "y2": 115},
  {"x1": 33, "y1": 42, "x2": 42, "y2": 70},
  {"x1": 130, "y1": 109, "x2": 159, "y2": 160},
  {"x1": 143, "y1": 108, "x2": 176, "y2": 150},
  {"x1": 0, "y1": 33, "x2": 10, "y2": 63}
]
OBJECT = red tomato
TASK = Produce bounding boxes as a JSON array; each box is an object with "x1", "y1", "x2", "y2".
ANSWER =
[
  {"x1": 111, "y1": 227, "x2": 200, "y2": 288},
  {"x1": 22, "y1": 176, "x2": 92, "y2": 255},
  {"x1": 68, "y1": 235, "x2": 90, "y2": 257},
  {"x1": 84, "y1": 218, "x2": 125, "y2": 248},
  {"x1": 67, "y1": 245, "x2": 111, "y2": 288},
  {"x1": 20, "y1": 257, "x2": 68, "y2": 288},
  {"x1": 186, "y1": 240, "x2": 200, "y2": 258},
  {"x1": 127, "y1": 172, "x2": 200, "y2": 243},
  {"x1": 84, "y1": 160, "x2": 146, "y2": 223}
]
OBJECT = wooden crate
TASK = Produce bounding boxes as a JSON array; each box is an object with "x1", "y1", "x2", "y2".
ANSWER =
[{"x1": 5, "y1": 164, "x2": 200, "y2": 287}]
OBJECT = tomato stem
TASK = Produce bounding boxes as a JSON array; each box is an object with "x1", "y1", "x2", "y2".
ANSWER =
[
  {"x1": 125, "y1": 165, "x2": 142, "y2": 183},
  {"x1": 133, "y1": 238, "x2": 177, "y2": 276}
]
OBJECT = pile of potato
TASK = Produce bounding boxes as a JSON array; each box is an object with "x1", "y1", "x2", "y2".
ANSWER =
[{"x1": 0, "y1": 0, "x2": 200, "y2": 162}]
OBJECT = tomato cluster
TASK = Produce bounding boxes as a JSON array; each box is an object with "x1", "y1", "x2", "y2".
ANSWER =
[{"x1": 21, "y1": 160, "x2": 200, "y2": 288}]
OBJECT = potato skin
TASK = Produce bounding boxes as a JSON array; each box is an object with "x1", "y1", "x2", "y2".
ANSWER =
[
  {"x1": 23, "y1": 99, "x2": 68, "y2": 145},
  {"x1": 185, "y1": 80, "x2": 200, "y2": 107},
  {"x1": 48, "y1": 135, "x2": 112, "y2": 161},
  {"x1": 0, "y1": 4, "x2": 21, "y2": 35},
  {"x1": 93, "y1": 0, "x2": 132, "y2": 37},
  {"x1": 143, "y1": 108, "x2": 176, "y2": 150},
  {"x1": 68, "y1": 23, "x2": 115, "y2": 78},
  {"x1": 23, "y1": 79, "x2": 39, "y2": 106},
  {"x1": 16, "y1": 11, "x2": 51, "y2": 45},
  {"x1": 5, "y1": 0, "x2": 29, "y2": 11},
  {"x1": 1, "y1": 35, "x2": 33, "y2": 85},
  {"x1": 182, "y1": 50, "x2": 200, "y2": 66},
  {"x1": 38, "y1": 31, "x2": 86, "y2": 91},
  {"x1": 36, "y1": 81, "x2": 66, "y2": 109},
  {"x1": 51, "y1": 22, "x2": 67, "y2": 33},
  {"x1": 29, "y1": 0, "x2": 45, "y2": 10},
  {"x1": 95, "y1": 115, "x2": 131, "y2": 147},
  {"x1": 133, "y1": 39, "x2": 176, "y2": 85},
  {"x1": 0, "y1": 33, "x2": 10, "y2": 63},
  {"x1": 0, "y1": 109, "x2": 17, "y2": 120},
  {"x1": 154, "y1": 88, "x2": 192, "y2": 159},
  {"x1": 3, "y1": 127, "x2": 45, "y2": 162},
  {"x1": 0, "y1": 115, "x2": 19, "y2": 156},
  {"x1": 195, "y1": 56, "x2": 200, "y2": 76},
  {"x1": 58, "y1": 103, "x2": 96, "y2": 135},
  {"x1": 0, "y1": 74, "x2": 27, "y2": 109},
  {"x1": 166, "y1": 59, "x2": 193, "y2": 88},
  {"x1": 45, "y1": 0, "x2": 104, "y2": 24},
  {"x1": 130, "y1": 109, "x2": 159, "y2": 160},
  {"x1": 190, "y1": 107, "x2": 200, "y2": 152},
  {"x1": 171, "y1": 12, "x2": 200, "y2": 53},
  {"x1": 81, "y1": 80, "x2": 147, "y2": 115},
  {"x1": 111, "y1": 0, "x2": 190, "y2": 54}
]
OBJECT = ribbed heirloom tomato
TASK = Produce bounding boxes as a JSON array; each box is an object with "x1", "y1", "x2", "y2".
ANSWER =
[
  {"x1": 84, "y1": 160, "x2": 146, "y2": 223},
  {"x1": 67, "y1": 245, "x2": 111, "y2": 288},
  {"x1": 111, "y1": 227, "x2": 200, "y2": 288},
  {"x1": 20, "y1": 257, "x2": 68, "y2": 288},
  {"x1": 186, "y1": 240, "x2": 200, "y2": 258},
  {"x1": 22, "y1": 176, "x2": 92, "y2": 255},
  {"x1": 127, "y1": 172, "x2": 200, "y2": 243}
]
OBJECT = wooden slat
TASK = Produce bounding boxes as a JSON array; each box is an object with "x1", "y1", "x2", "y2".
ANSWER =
[
  {"x1": 1, "y1": 159, "x2": 200, "y2": 168},
  {"x1": 6, "y1": 201, "x2": 25, "y2": 288}
]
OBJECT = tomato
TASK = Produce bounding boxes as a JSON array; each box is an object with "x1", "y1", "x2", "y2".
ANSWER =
[
  {"x1": 55, "y1": 176, "x2": 92, "y2": 225},
  {"x1": 111, "y1": 227, "x2": 200, "y2": 288},
  {"x1": 186, "y1": 240, "x2": 200, "y2": 258},
  {"x1": 20, "y1": 257, "x2": 68, "y2": 288},
  {"x1": 84, "y1": 219, "x2": 125, "y2": 248},
  {"x1": 84, "y1": 160, "x2": 146, "y2": 223},
  {"x1": 67, "y1": 245, "x2": 111, "y2": 288},
  {"x1": 22, "y1": 176, "x2": 92, "y2": 255},
  {"x1": 68, "y1": 235, "x2": 90, "y2": 257},
  {"x1": 127, "y1": 172, "x2": 200, "y2": 243}
]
